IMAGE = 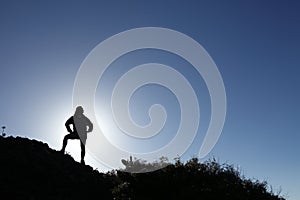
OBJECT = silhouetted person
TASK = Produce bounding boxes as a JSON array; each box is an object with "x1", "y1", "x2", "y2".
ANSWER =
[{"x1": 60, "y1": 106, "x2": 93, "y2": 164}]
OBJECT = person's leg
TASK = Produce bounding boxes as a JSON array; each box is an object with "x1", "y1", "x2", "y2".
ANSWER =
[
  {"x1": 80, "y1": 138, "x2": 86, "y2": 164},
  {"x1": 61, "y1": 133, "x2": 78, "y2": 153}
]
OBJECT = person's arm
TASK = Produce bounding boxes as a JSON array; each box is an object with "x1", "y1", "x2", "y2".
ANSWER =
[
  {"x1": 87, "y1": 118, "x2": 93, "y2": 133},
  {"x1": 65, "y1": 117, "x2": 73, "y2": 133}
]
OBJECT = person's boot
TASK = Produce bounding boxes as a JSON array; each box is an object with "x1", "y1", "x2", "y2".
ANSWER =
[{"x1": 60, "y1": 149, "x2": 64, "y2": 154}]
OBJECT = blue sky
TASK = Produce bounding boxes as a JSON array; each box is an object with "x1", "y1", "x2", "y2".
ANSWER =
[{"x1": 0, "y1": 0, "x2": 299, "y2": 199}]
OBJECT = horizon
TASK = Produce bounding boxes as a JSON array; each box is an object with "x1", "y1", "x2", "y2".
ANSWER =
[{"x1": 0, "y1": 1, "x2": 299, "y2": 199}]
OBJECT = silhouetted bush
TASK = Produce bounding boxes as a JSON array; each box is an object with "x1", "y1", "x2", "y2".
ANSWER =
[{"x1": 115, "y1": 157, "x2": 285, "y2": 200}]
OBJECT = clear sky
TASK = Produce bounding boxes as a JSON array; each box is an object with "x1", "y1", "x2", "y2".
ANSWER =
[{"x1": 0, "y1": 0, "x2": 299, "y2": 199}]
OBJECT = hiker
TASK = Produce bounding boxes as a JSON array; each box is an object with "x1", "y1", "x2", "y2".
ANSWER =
[{"x1": 60, "y1": 106, "x2": 93, "y2": 165}]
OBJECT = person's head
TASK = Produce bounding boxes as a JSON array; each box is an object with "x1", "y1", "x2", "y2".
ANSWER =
[{"x1": 74, "y1": 106, "x2": 84, "y2": 116}]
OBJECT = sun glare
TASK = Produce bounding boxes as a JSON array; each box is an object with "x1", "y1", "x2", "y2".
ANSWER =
[{"x1": 64, "y1": 140, "x2": 82, "y2": 162}]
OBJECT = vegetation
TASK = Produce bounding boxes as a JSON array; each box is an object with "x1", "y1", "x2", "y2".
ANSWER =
[{"x1": 114, "y1": 157, "x2": 284, "y2": 200}]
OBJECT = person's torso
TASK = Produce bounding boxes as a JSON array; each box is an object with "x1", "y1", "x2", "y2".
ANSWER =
[{"x1": 72, "y1": 116, "x2": 89, "y2": 134}]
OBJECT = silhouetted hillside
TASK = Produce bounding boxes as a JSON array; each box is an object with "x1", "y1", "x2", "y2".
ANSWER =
[
  {"x1": 0, "y1": 136, "x2": 114, "y2": 199},
  {"x1": 0, "y1": 136, "x2": 285, "y2": 200}
]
